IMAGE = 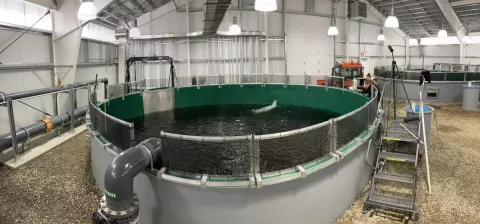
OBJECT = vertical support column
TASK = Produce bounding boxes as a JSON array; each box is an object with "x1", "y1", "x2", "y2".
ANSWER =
[
  {"x1": 358, "y1": 22, "x2": 361, "y2": 61},
  {"x1": 69, "y1": 85, "x2": 75, "y2": 132},
  {"x1": 264, "y1": 12, "x2": 269, "y2": 76},
  {"x1": 344, "y1": 0, "x2": 349, "y2": 61},
  {"x1": 7, "y1": 99, "x2": 17, "y2": 162},
  {"x1": 52, "y1": 0, "x2": 83, "y2": 115},
  {"x1": 406, "y1": 36, "x2": 410, "y2": 69},
  {"x1": 283, "y1": 0, "x2": 288, "y2": 77},
  {"x1": 460, "y1": 43, "x2": 465, "y2": 64}
]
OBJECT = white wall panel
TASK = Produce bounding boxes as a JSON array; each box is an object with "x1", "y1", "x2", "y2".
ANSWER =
[{"x1": 285, "y1": 0, "x2": 305, "y2": 12}]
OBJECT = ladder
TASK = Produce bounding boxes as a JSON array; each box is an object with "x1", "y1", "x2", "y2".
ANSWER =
[
  {"x1": 363, "y1": 79, "x2": 429, "y2": 223},
  {"x1": 363, "y1": 118, "x2": 421, "y2": 223}
]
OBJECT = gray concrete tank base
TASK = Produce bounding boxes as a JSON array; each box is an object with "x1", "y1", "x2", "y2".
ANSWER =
[
  {"x1": 405, "y1": 105, "x2": 434, "y2": 151},
  {"x1": 462, "y1": 84, "x2": 480, "y2": 111}
]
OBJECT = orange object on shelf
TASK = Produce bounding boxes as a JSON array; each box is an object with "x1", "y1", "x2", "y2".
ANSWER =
[{"x1": 317, "y1": 80, "x2": 326, "y2": 85}]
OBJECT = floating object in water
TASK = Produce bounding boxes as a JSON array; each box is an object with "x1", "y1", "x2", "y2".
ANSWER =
[{"x1": 252, "y1": 100, "x2": 277, "y2": 114}]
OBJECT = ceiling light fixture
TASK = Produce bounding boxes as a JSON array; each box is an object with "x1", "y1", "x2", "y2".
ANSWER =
[
  {"x1": 129, "y1": 20, "x2": 141, "y2": 38},
  {"x1": 385, "y1": 0, "x2": 399, "y2": 28},
  {"x1": 328, "y1": 26, "x2": 339, "y2": 36},
  {"x1": 328, "y1": 1, "x2": 339, "y2": 36},
  {"x1": 438, "y1": 0, "x2": 447, "y2": 38},
  {"x1": 229, "y1": 16, "x2": 241, "y2": 35},
  {"x1": 78, "y1": 0, "x2": 97, "y2": 22},
  {"x1": 255, "y1": 0, "x2": 277, "y2": 12},
  {"x1": 378, "y1": 33, "x2": 385, "y2": 41}
]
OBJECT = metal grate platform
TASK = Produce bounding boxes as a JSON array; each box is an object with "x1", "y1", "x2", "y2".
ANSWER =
[
  {"x1": 369, "y1": 192, "x2": 414, "y2": 210},
  {"x1": 375, "y1": 171, "x2": 414, "y2": 184},
  {"x1": 379, "y1": 151, "x2": 416, "y2": 163},
  {"x1": 383, "y1": 119, "x2": 419, "y2": 143}
]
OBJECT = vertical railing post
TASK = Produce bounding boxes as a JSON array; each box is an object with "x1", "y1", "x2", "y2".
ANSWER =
[
  {"x1": 254, "y1": 136, "x2": 260, "y2": 174},
  {"x1": 69, "y1": 85, "x2": 75, "y2": 132},
  {"x1": 104, "y1": 81, "x2": 108, "y2": 99},
  {"x1": 305, "y1": 74, "x2": 308, "y2": 89},
  {"x1": 366, "y1": 102, "x2": 371, "y2": 128},
  {"x1": 7, "y1": 98, "x2": 17, "y2": 162},
  {"x1": 248, "y1": 134, "x2": 254, "y2": 174},
  {"x1": 329, "y1": 118, "x2": 337, "y2": 152},
  {"x1": 196, "y1": 75, "x2": 200, "y2": 89},
  {"x1": 87, "y1": 84, "x2": 91, "y2": 100},
  {"x1": 129, "y1": 123, "x2": 135, "y2": 148}
]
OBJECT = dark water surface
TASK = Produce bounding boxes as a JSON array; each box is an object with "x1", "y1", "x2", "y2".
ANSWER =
[{"x1": 132, "y1": 105, "x2": 341, "y2": 175}]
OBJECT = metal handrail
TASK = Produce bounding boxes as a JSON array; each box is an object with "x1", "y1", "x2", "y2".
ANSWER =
[
  {"x1": 88, "y1": 92, "x2": 134, "y2": 128},
  {"x1": 160, "y1": 131, "x2": 250, "y2": 142}
]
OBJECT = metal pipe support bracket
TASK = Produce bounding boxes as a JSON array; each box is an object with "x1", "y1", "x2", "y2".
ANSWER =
[{"x1": 42, "y1": 118, "x2": 54, "y2": 133}]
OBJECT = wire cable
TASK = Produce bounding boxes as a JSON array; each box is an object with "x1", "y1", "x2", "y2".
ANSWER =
[{"x1": 0, "y1": 10, "x2": 50, "y2": 57}]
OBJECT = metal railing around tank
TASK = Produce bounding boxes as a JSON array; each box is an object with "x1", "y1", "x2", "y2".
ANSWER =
[
  {"x1": 88, "y1": 91, "x2": 135, "y2": 149},
  {"x1": 375, "y1": 65, "x2": 480, "y2": 82},
  {"x1": 88, "y1": 74, "x2": 380, "y2": 185}
]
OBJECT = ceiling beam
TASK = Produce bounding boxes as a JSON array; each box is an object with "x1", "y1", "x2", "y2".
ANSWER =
[
  {"x1": 451, "y1": 0, "x2": 480, "y2": 7},
  {"x1": 434, "y1": 0, "x2": 466, "y2": 41}
]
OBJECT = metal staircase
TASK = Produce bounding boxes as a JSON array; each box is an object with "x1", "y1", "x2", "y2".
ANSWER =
[
  {"x1": 363, "y1": 118, "x2": 420, "y2": 223},
  {"x1": 363, "y1": 78, "x2": 428, "y2": 223}
]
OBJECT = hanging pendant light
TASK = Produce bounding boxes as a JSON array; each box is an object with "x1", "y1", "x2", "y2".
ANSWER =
[
  {"x1": 385, "y1": 0, "x2": 399, "y2": 28},
  {"x1": 377, "y1": 33, "x2": 385, "y2": 41},
  {"x1": 129, "y1": 20, "x2": 141, "y2": 38},
  {"x1": 438, "y1": 0, "x2": 447, "y2": 38},
  {"x1": 437, "y1": 29, "x2": 447, "y2": 38},
  {"x1": 327, "y1": 26, "x2": 339, "y2": 36},
  {"x1": 78, "y1": 0, "x2": 97, "y2": 22},
  {"x1": 378, "y1": 3, "x2": 385, "y2": 41},
  {"x1": 328, "y1": 2, "x2": 338, "y2": 36},
  {"x1": 255, "y1": 0, "x2": 277, "y2": 12},
  {"x1": 229, "y1": 16, "x2": 241, "y2": 35}
]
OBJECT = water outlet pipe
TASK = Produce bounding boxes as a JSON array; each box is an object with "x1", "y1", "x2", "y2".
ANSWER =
[{"x1": 95, "y1": 138, "x2": 163, "y2": 223}]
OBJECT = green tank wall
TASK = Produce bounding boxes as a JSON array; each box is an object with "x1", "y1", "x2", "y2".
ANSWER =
[
  {"x1": 175, "y1": 84, "x2": 369, "y2": 115},
  {"x1": 99, "y1": 93, "x2": 145, "y2": 126}
]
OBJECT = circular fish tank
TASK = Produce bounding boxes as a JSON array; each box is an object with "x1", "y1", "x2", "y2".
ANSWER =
[{"x1": 87, "y1": 80, "x2": 380, "y2": 224}]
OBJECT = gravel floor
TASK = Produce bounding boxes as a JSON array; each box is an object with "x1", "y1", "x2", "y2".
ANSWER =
[
  {"x1": 0, "y1": 103, "x2": 479, "y2": 224},
  {"x1": 336, "y1": 102, "x2": 480, "y2": 224},
  {"x1": 0, "y1": 132, "x2": 102, "y2": 224}
]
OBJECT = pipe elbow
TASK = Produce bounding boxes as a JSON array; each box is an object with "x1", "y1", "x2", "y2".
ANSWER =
[{"x1": 103, "y1": 138, "x2": 163, "y2": 211}]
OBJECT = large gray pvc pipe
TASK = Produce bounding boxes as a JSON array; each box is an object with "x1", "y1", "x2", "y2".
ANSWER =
[
  {"x1": 104, "y1": 138, "x2": 163, "y2": 211},
  {"x1": 0, "y1": 106, "x2": 88, "y2": 151},
  {"x1": 0, "y1": 78, "x2": 108, "y2": 103}
]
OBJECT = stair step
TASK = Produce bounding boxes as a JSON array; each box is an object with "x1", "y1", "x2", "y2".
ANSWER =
[
  {"x1": 369, "y1": 192, "x2": 414, "y2": 210},
  {"x1": 375, "y1": 171, "x2": 414, "y2": 184},
  {"x1": 384, "y1": 120, "x2": 419, "y2": 143},
  {"x1": 379, "y1": 152, "x2": 416, "y2": 163}
]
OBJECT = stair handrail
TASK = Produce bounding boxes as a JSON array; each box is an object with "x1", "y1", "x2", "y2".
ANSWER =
[{"x1": 418, "y1": 78, "x2": 432, "y2": 194}]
